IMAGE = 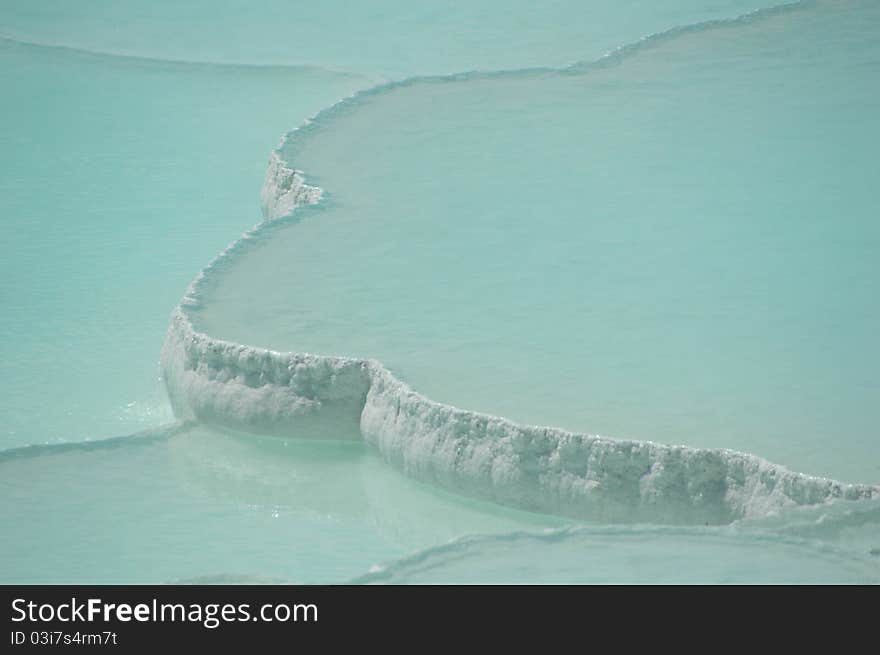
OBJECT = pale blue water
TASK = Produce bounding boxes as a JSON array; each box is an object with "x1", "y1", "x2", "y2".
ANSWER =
[
  {"x1": 0, "y1": 424, "x2": 562, "y2": 583},
  {"x1": 0, "y1": 37, "x2": 370, "y2": 448},
  {"x1": 1, "y1": 0, "x2": 879, "y2": 583},
  {"x1": 193, "y1": 0, "x2": 880, "y2": 484},
  {"x1": 0, "y1": 0, "x2": 774, "y2": 75}
]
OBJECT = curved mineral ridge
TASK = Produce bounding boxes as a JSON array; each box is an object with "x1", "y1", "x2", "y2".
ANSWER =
[{"x1": 160, "y1": 0, "x2": 879, "y2": 525}]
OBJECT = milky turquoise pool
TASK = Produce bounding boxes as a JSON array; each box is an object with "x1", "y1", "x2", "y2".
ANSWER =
[{"x1": 1, "y1": 0, "x2": 878, "y2": 583}]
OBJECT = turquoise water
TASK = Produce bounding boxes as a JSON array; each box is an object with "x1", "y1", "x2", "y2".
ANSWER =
[
  {"x1": 193, "y1": 1, "x2": 879, "y2": 484},
  {"x1": 0, "y1": 0, "x2": 774, "y2": 75},
  {"x1": 0, "y1": 37, "x2": 369, "y2": 448},
  {"x1": 0, "y1": 424, "x2": 562, "y2": 583},
  {"x1": 2, "y1": 0, "x2": 879, "y2": 583},
  {"x1": 354, "y1": 511, "x2": 880, "y2": 584}
]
